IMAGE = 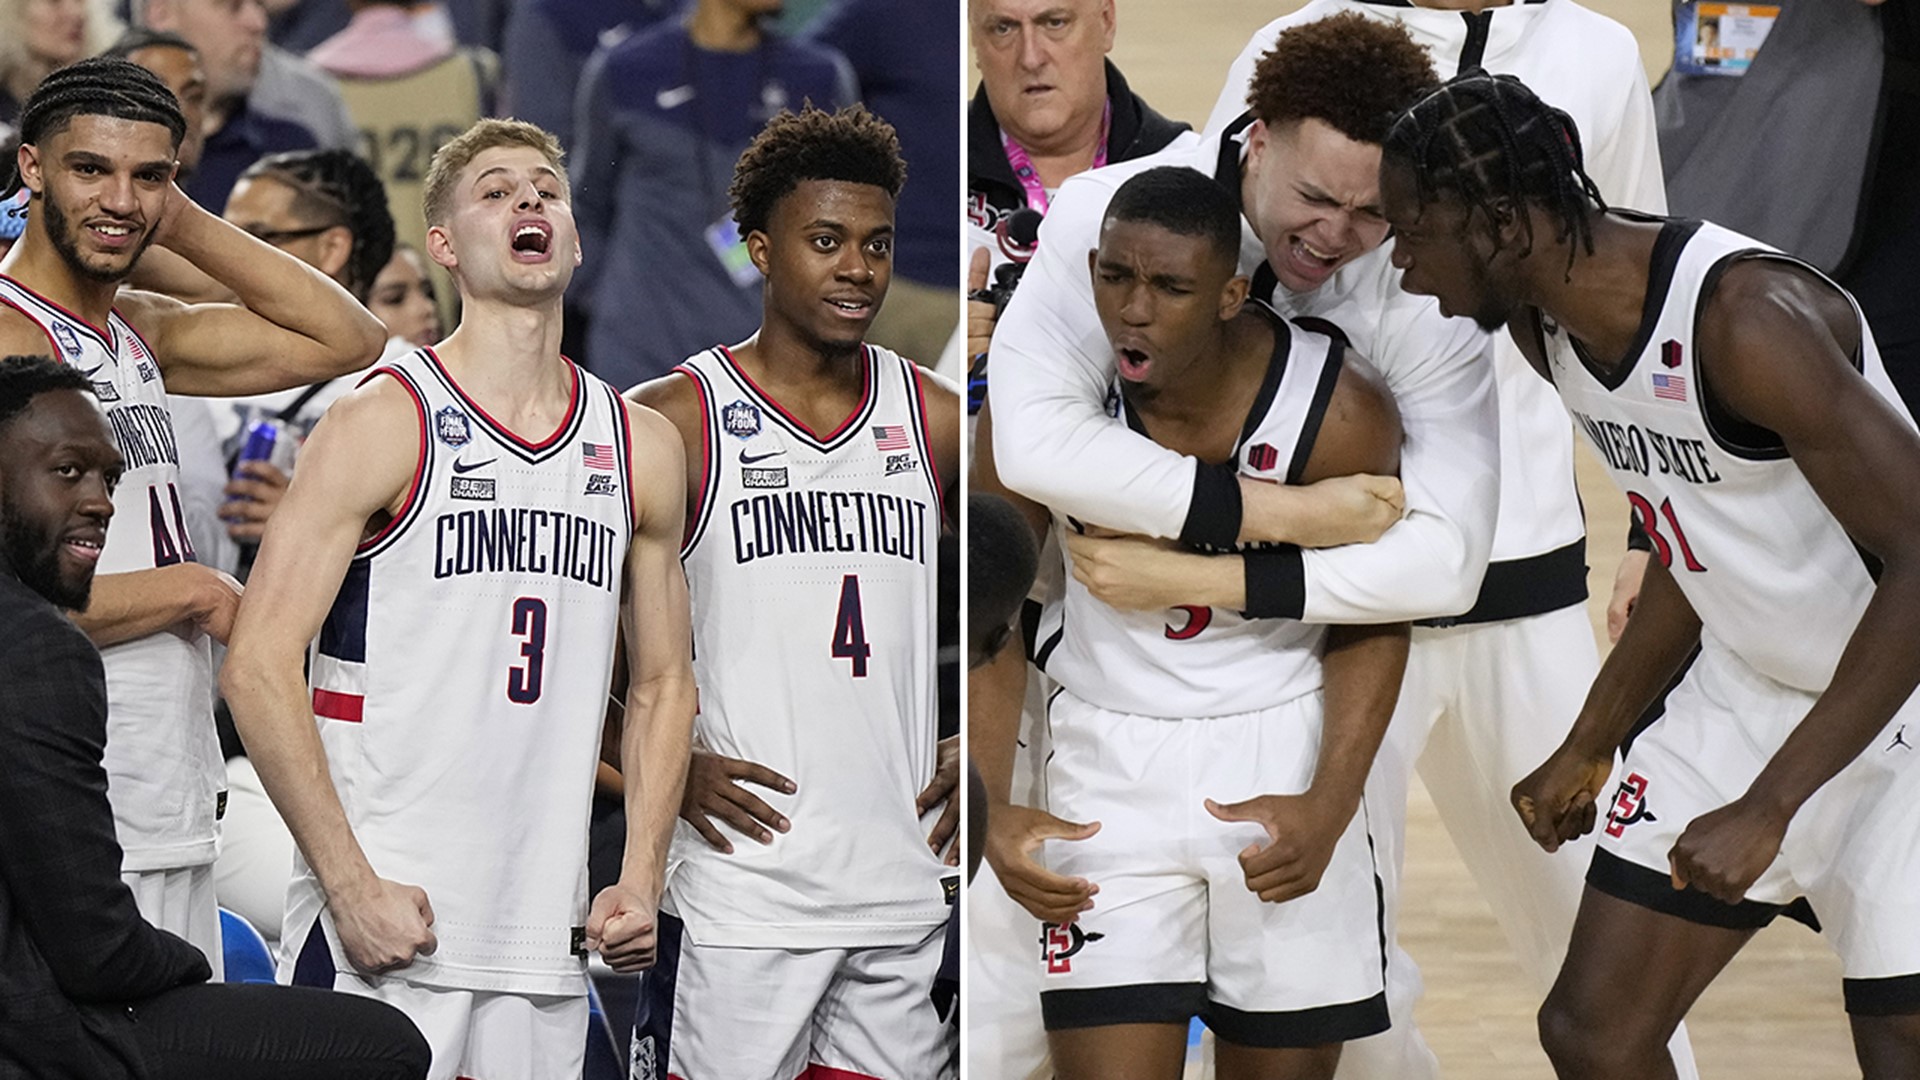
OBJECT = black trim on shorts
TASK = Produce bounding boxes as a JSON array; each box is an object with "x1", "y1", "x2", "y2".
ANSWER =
[
  {"x1": 292, "y1": 917, "x2": 333, "y2": 987},
  {"x1": 1844, "y1": 973, "x2": 1920, "y2": 1017},
  {"x1": 629, "y1": 911, "x2": 686, "y2": 1079},
  {"x1": 1206, "y1": 992, "x2": 1391, "y2": 1048},
  {"x1": 1413, "y1": 539, "x2": 1589, "y2": 627},
  {"x1": 1041, "y1": 982, "x2": 1208, "y2": 1030},
  {"x1": 1586, "y1": 848, "x2": 1819, "y2": 932}
]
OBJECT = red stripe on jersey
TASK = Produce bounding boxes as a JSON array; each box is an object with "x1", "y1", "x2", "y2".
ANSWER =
[
  {"x1": 796, "y1": 1065, "x2": 883, "y2": 1080},
  {"x1": 0, "y1": 294, "x2": 66, "y2": 362},
  {"x1": 717, "y1": 343, "x2": 872, "y2": 444},
  {"x1": 354, "y1": 369, "x2": 429, "y2": 554},
  {"x1": 423, "y1": 346, "x2": 583, "y2": 451},
  {"x1": 0, "y1": 271, "x2": 114, "y2": 344},
  {"x1": 671, "y1": 365, "x2": 712, "y2": 550},
  {"x1": 313, "y1": 688, "x2": 364, "y2": 723}
]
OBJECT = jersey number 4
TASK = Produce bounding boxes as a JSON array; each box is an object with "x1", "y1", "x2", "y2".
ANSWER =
[
  {"x1": 1626, "y1": 492, "x2": 1707, "y2": 573},
  {"x1": 833, "y1": 574, "x2": 871, "y2": 677},
  {"x1": 508, "y1": 597, "x2": 547, "y2": 703},
  {"x1": 148, "y1": 482, "x2": 196, "y2": 566}
]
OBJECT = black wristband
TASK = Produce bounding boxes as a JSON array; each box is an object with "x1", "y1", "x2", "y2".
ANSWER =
[
  {"x1": 1626, "y1": 520, "x2": 1653, "y2": 552},
  {"x1": 1179, "y1": 460, "x2": 1243, "y2": 549},
  {"x1": 1243, "y1": 545, "x2": 1306, "y2": 619}
]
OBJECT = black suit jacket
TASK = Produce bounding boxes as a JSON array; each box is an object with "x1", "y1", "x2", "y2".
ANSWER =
[{"x1": 0, "y1": 573, "x2": 210, "y2": 1079}]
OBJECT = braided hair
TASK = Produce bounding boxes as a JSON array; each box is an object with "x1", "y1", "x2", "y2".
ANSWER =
[
  {"x1": 16, "y1": 56, "x2": 185, "y2": 153},
  {"x1": 729, "y1": 104, "x2": 905, "y2": 238},
  {"x1": 0, "y1": 355, "x2": 93, "y2": 437},
  {"x1": 1383, "y1": 70, "x2": 1607, "y2": 276},
  {"x1": 240, "y1": 149, "x2": 396, "y2": 302}
]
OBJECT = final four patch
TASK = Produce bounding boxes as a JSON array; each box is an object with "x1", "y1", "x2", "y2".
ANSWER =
[
  {"x1": 724, "y1": 399, "x2": 763, "y2": 439},
  {"x1": 435, "y1": 406, "x2": 472, "y2": 447},
  {"x1": 50, "y1": 321, "x2": 82, "y2": 358}
]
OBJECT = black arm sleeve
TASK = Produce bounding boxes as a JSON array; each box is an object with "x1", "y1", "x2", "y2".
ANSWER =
[{"x1": 0, "y1": 614, "x2": 210, "y2": 1003}]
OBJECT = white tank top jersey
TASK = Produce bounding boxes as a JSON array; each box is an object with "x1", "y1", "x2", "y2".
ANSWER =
[
  {"x1": 1040, "y1": 308, "x2": 1343, "y2": 719},
  {"x1": 669, "y1": 343, "x2": 950, "y2": 949},
  {"x1": 1541, "y1": 218, "x2": 1917, "y2": 693},
  {"x1": 289, "y1": 348, "x2": 633, "y2": 995},
  {"x1": 0, "y1": 275, "x2": 221, "y2": 871}
]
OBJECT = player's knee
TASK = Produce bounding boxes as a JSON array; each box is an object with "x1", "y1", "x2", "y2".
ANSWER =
[{"x1": 1538, "y1": 991, "x2": 1667, "y2": 1078}]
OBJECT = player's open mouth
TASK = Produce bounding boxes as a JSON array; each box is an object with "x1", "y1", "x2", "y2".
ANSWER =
[
  {"x1": 825, "y1": 296, "x2": 872, "y2": 318},
  {"x1": 1116, "y1": 346, "x2": 1152, "y2": 381},
  {"x1": 1284, "y1": 237, "x2": 1341, "y2": 283},
  {"x1": 511, "y1": 220, "x2": 552, "y2": 260},
  {"x1": 88, "y1": 221, "x2": 138, "y2": 248}
]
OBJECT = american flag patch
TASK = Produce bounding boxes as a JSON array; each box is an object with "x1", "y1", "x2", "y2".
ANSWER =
[
  {"x1": 1652, "y1": 373, "x2": 1687, "y2": 402},
  {"x1": 582, "y1": 442, "x2": 617, "y2": 469},
  {"x1": 873, "y1": 424, "x2": 911, "y2": 451}
]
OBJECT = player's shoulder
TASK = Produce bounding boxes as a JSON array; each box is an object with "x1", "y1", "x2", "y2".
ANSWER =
[
  {"x1": 1701, "y1": 254, "x2": 1859, "y2": 358},
  {"x1": 1534, "y1": 0, "x2": 1644, "y2": 60},
  {"x1": 624, "y1": 365, "x2": 703, "y2": 433},
  {"x1": 0, "y1": 296, "x2": 55, "y2": 355}
]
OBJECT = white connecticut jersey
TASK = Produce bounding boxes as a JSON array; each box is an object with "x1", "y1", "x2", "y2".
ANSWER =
[
  {"x1": 670, "y1": 344, "x2": 950, "y2": 949},
  {"x1": 289, "y1": 348, "x2": 632, "y2": 996},
  {"x1": 1040, "y1": 309, "x2": 1342, "y2": 719},
  {"x1": 1543, "y1": 218, "x2": 1916, "y2": 692},
  {"x1": 0, "y1": 275, "x2": 221, "y2": 871}
]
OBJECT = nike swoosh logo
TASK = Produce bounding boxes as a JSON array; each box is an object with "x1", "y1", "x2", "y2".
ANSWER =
[
  {"x1": 451, "y1": 457, "x2": 497, "y2": 474},
  {"x1": 739, "y1": 449, "x2": 786, "y2": 464},
  {"x1": 76, "y1": 365, "x2": 102, "y2": 379},
  {"x1": 656, "y1": 84, "x2": 696, "y2": 110}
]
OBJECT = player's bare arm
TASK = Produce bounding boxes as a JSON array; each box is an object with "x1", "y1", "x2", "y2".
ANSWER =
[
  {"x1": 221, "y1": 376, "x2": 439, "y2": 975},
  {"x1": 624, "y1": 374, "x2": 798, "y2": 854},
  {"x1": 1066, "y1": 349, "x2": 1407, "y2": 619},
  {"x1": 1512, "y1": 552, "x2": 1702, "y2": 853},
  {"x1": 588, "y1": 399, "x2": 698, "y2": 973},
  {"x1": 973, "y1": 399, "x2": 1101, "y2": 925},
  {"x1": 909, "y1": 367, "x2": 964, "y2": 862},
  {"x1": 112, "y1": 183, "x2": 385, "y2": 397},
  {"x1": 0, "y1": 313, "x2": 244, "y2": 647},
  {"x1": 1665, "y1": 261, "x2": 1920, "y2": 902},
  {"x1": 1205, "y1": 353, "x2": 1412, "y2": 901}
]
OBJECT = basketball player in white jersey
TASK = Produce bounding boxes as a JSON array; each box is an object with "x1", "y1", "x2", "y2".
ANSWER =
[
  {"x1": 1084, "y1": 7, "x2": 1690, "y2": 1076},
  {"x1": 976, "y1": 165, "x2": 1406, "y2": 1080},
  {"x1": 221, "y1": 119, "x2": 697, "y2": 1080},
  {"x1": 624, "y1": 104, "x2": 960, "y2": 1080},
  {"x1": 1381, "y1": 71, "x2": 1920, "y2": 1077},
  {"x1": 0, "y1": 57, "x2": 387, "y2": 975}
]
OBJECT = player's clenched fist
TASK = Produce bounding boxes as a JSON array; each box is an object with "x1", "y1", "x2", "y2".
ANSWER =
[
  {"x1": 1205, "y1": 794, "x2": 1348, "y2": 904},
  {"x1": 1668, "y1": 796, "x2": 1790, "y2": 905},
  {"x1": 985, "y1": 804, "x2": 1101, "y2": 926},
  {"x1": 587, "y1": 881, "x2": 661, "y2": 973},
  {"x1": 1511, "y1": 744, "x2": 1614, "y2": 853},
  {"x1": 333, "y1": 876, "x2": 437, "y2": 975}
]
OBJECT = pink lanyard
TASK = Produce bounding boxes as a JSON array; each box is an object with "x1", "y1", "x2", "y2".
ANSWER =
[{"x1": 1001, "y1": 99, "x2": 1112, "y2": 215}]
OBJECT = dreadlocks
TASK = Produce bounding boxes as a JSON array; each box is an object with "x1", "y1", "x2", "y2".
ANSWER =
[
  {"x1": 1383, "y1": 70, "x2": 1608, "y2": 276},
  {"x1": 240, "y1": 149, "x2": 397, "y2": 302}
]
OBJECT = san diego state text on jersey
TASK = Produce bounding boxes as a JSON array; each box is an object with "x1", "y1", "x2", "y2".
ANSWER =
[
  {"x1": 431, "y1": 505, "x2": 623, "y2": 590},
  {"x1": 1570, "y1": 410, "x2": 1723, "y2": 486},
  {"x1": 729, "y1": 488, "x2": 932, "y2": 566}
]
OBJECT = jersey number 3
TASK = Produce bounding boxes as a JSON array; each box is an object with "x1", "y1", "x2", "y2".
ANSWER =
[
  {"x1": 833, "y1": 574, "x2": 871, "y2": 677},
  {"x1": 508, "y1": 597, "x2": 547, "y2": 703}
]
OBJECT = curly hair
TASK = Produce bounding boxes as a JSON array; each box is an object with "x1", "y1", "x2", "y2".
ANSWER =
[
  {"x1": 240, "y1": 149, "x2": 397, "y2": 302},
  {"x1": 1383, "y1": 70, "x2": 1606, "y2": 276},
  {"x1": 728, "y1": 104, "x2": 906, "y2": 238},
  {"x1": 1246, "y1": 13, "x2": 1439, "y2": 145}
]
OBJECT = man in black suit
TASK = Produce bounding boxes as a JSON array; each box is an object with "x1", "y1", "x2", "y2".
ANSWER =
[{"x1": 0, "y1": 353, "x2": 430, "y2": 1079}]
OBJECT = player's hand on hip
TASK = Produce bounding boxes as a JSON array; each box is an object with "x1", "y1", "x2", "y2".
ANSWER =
[
  {"x1": 966, "y1": 247, "x2": 996, "y2": 361},
  {"x1": 1290, "y1": 474, "x2": 1405, "y2": 547},
  {"x1": 587, "y1": 881, "x2": 660, "y2": 973},
  {"x1": 1511, "y1": 745, "x2": 1613, "y2": 853},
  {"x1": 915, "y1": 735, "x2": 961, "y2": 866},
  {"x1": 1063, "y1": 531, "x2": 1205, "y2": 612},
  {"x1": 1668, "y1": 796, "x2": 1790, "y2": 905},
  {"x1": 679, "y1": 747, "x2": 794, "y2": 854},
  {"x1": 1607, "y1": 549, "x2": 1651, "y2": 644},
  {"x1": 334, "y1": 878, "x2": 438, "y2": 975},
  {"x1": 170, "y1": 562, "x2": 244, "y2": 644},
  {"x1": 984, "y1": 804, "x2": 1100, "y2": 925},
  {"x1": 1205, "y1": 794, "x2": 1346, "y2": 903},
  {"x1": 220, "y1": 460, "x2": 292, "y2": 543}
]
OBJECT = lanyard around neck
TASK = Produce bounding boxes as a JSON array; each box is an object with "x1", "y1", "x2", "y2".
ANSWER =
[{"x1": 1001, "y1": 98, "x2": 1111, "y2": 215}]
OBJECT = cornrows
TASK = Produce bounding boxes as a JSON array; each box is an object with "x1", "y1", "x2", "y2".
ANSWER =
[
  {"x1": 242, "y1": 149, "x2": 397, "y2": 303},
  {"x1": 8, "y1": 57, "x2": 187, "y2": 195},
  {"x1": 1384, "y1": 70, "x2": 1608, "y2": 277}
]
